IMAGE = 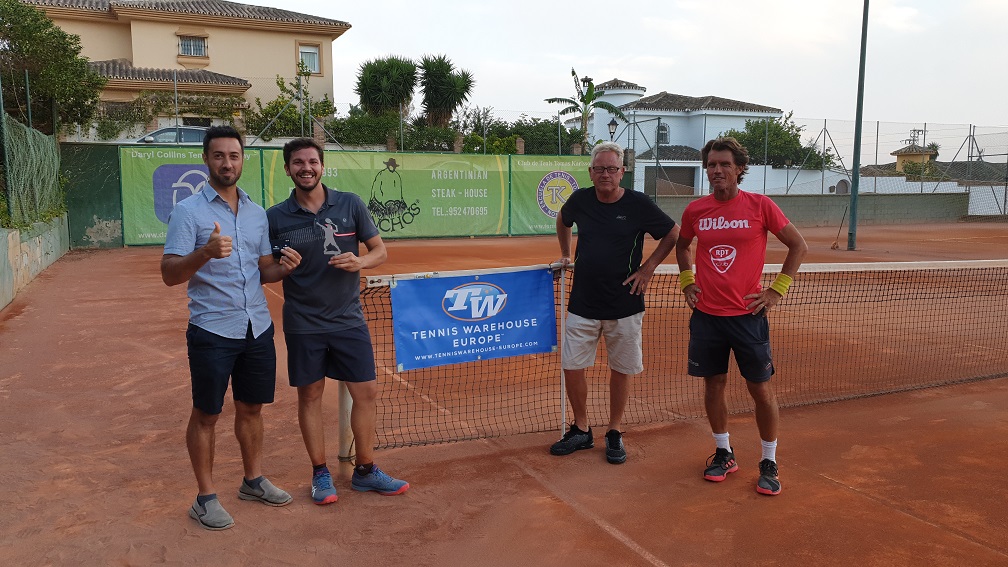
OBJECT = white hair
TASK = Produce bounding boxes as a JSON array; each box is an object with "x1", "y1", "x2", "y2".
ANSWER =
[{"x1": 590, "y1": 141, "x2": 624, "y2": 164}]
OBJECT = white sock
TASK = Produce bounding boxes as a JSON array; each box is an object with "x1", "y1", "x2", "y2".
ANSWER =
[
  {"x1": 761, "y1": 439, "x2": 777, "y2": 462},
  {"x1": 713, "y1": 432, "x2": 730, "y2": 451}
]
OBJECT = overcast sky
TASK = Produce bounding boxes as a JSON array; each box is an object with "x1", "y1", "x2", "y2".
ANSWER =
[{"x1": 251, "y1": 0, "x2": 1007, "y2": 128}]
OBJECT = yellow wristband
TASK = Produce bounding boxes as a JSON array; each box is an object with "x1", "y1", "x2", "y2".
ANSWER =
[
  {"x1": 679, "y1": 269, "x2": 695, "y2": 291},
  {"x1": 769, "y1": 273, "x2": 793, "y2": 296}
]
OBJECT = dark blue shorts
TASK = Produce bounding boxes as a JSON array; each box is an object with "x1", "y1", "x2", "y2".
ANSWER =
[
  {"x1": 186, "y1": 322, "x2": 277, "y2": 415},
  {"x1": 688, "y1": 309, "x2": 774, "y2": 382},
  {"x1": 285, "y1": 324, "x2": 377, "y2": 387}
]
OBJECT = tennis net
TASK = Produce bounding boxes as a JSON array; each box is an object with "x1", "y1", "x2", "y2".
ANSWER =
[{"x1": 362, "y1": 260, "x2": 1008, "y2": 449}]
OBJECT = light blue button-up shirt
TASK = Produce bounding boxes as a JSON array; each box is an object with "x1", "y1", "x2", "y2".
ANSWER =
[{"x1": 164, "y1": 185, "x2": 273, "y2": 339}]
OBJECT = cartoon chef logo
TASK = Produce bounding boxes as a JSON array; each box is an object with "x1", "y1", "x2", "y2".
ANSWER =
[{"x1": 709, "y1": 245, "x2": 736, "y2": 274}]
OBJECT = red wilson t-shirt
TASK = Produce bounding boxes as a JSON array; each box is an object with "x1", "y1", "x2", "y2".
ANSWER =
[{"x1": 679, "y1": 191, "x2": 790, "y2": 316}]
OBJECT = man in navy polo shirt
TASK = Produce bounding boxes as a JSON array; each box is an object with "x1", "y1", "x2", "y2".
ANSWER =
[
  {"x1": 267, "y1": 138, "x2": 408, "y2": 505},
  {"x1": 162, "y1": 125, "x2": 301, "y2": 530}
]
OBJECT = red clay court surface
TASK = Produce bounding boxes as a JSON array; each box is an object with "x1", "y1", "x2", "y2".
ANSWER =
[{"x1": 1, "y1": 223, "x2": 1007, "y2": 565}]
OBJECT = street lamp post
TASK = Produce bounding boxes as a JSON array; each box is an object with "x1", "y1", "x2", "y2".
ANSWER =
[{"x1": 608, "y1": 118, "x2": 618, "y2": 141}]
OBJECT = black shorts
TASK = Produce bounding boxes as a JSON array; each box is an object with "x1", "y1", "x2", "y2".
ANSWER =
[
  {"x1": 687, "y1": 309, "x2": 774, "y2": 382},
  {"x1": 285, "y1": 324, "x2": 377, "y2": 387},
  {"x1": 187, "y1": 322, "x2": 277, "y2": 415}
]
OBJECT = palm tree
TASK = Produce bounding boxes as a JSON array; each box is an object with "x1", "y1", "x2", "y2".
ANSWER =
[
  {"x1": 354, "y1": 55, "x2": 417, "y2": 117},
  {"x1": 418, "y1": 54, "x2": 474, "y2": 128},
  {"x1": 545, "y1": 68, "x2": 628, "y2": 149}
]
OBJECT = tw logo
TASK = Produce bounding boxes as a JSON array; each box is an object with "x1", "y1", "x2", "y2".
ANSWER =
[{"x1": 443, "y1": 283, "x2": 508, "y2": 321}]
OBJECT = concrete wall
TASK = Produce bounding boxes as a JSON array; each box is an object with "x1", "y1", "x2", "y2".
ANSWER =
[
  {"x1": 1, "y1": 216, "x2": 70, "y2": 311},
  {"x1": 656, "y1": 193, "x2": 970, "y2": 227}
]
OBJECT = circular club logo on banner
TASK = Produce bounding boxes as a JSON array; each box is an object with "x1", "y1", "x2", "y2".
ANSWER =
[{"x1": 536, "y1": 171, "x2": 578, "y2": 218}]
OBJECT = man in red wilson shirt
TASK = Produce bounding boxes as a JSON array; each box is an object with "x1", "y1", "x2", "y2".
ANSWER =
[{"x1": 675, "y1": 137, "x2": 807, "y2": 495}]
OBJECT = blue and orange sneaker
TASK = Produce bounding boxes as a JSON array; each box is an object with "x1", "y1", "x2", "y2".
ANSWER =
[
  {"x1": 311, "y1": 468, "x2": 338, "y2": 505},
  {"x1": 351, "y1": 466, "x2": 409, "y2": 495}
]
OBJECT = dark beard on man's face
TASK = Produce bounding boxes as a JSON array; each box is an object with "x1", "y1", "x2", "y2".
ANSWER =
[
  {"x1": 208, "y1": 168, "x2": 239, "y2": 188},
  {"x1": 293, "y1": 176, "x2": 320, "y2": 192}
]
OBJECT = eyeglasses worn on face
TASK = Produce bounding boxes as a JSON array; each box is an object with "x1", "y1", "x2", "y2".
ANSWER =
[{"x1": 591, "y1": 166, "x2": 622, "y2": 174}]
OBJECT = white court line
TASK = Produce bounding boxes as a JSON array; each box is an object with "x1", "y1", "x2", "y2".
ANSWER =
[
  {"x1": 815, "y1": 472, "x2": 1008, "y2": 560},
  {"x1": 628, "y1": 395, "x2": 692, "y2": 420},
  {"x1": 378, "y1": 366, "x2": 476, "y2": 432},
  {"x1": 506, "y1": 457, "x2": 670, "y2": 567},
  {"x1": 962, "y1": 342, "x2": 1008, "y2": 354}
]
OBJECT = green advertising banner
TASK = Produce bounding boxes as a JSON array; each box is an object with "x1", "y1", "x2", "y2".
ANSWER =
[
  {"x1": 264, "y1": 151, "x2": 508, "y2": 238},
  {"x1": 509, "y1": 156, "x2": 592, "y2": 235},
  {"x1": 119, "y1": 146, "x2": 264, "y2": 245}
]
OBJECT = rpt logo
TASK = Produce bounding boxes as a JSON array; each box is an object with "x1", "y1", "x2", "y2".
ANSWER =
[
  {"x1": 442, "y1": 282, "x2": 508, "y2": 321},
  {"x1": 709, "y1": 245, "x2": 737, "y2": 274}
]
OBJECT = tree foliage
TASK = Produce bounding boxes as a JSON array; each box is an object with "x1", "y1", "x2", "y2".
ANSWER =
[
  {"x1": 722, "y1": 111, "x2": 836, "y2": 170},
  {"x1": 418, "y1": 54, "x2": 474, "y2": 128},
  {"x1": 246, "y1": 64, "x2": 334, "y2": 140},
  {"x1": 545, "y1": 68, "x2": 627, "y2": 149},
  {"x1": 91, "y1": 91, "x2": 246, "y2": 140},
  {"x1": 451, "y1": 105, "x2": 505, "y2": 137},
  {"x1": 323, "y1": 106, "x2": 399, "y2": 146},
  {"x1": 354, "y1": 55, "x2": 416, "y2": 117},
  {"x1": 901, "y1": 159, "x2": 946, "y2": 180},
  {"x1": 322, "y1": 104, "x2": 581, "y2": 155},
  {"x1": 0, "y1": 0, "x2": 105, "y2": 132}
]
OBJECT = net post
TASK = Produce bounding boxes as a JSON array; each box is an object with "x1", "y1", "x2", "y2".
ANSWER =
[
  {"x1": 558, "y1": 265, "x2": 567, "y2": 438},
  {"x1": 336, "y1": 381, "x2": 355, "y2": 463}
]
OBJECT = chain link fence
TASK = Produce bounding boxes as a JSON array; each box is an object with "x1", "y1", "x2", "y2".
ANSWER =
[{"x1": 8, "y1": 65, "x2": 1008, "y2": 221}]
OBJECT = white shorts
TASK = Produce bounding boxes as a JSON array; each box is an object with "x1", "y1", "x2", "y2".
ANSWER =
[{"x1": 562, "y1": 311, "x2": 644, "y2": 375}]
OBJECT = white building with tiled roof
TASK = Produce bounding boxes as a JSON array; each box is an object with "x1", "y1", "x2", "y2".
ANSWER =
[{"x1": 578, "y1": 78, "x2": 782, "y2": 195}]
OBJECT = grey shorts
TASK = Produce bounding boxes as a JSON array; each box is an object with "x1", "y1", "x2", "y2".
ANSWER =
[{"x1": 562, "y1": 311, "x2": 644, "y2": 375}]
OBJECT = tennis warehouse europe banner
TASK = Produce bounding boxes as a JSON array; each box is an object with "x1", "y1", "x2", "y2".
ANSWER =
[{"x1": 390, "y1": 268, "x2": 557, "y2": 371}]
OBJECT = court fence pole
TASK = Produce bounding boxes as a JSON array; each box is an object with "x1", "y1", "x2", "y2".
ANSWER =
[{"x1": 848, "y1": 0, "x2": 870, "y2": 250}]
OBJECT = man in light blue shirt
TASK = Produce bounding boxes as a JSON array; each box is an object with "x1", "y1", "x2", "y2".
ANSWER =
[{"x1": 162, "y1": 126, "x2": 301, "y2": 530}]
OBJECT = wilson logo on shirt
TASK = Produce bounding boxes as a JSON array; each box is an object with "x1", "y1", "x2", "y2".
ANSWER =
[
  {"x1": 709, "y1": 245, "x2": 737, "y2": 273},
  {"x1": 698, "y1": 216, "x2": 750, "y2": 231}
]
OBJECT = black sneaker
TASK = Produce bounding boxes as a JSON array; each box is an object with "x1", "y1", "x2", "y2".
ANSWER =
[
  {"x1": 549, "y1": 424, "x2": 593, "y2": 455},
  {"x1": 756, "y1": 459, "x2": 781, "y2": 495},
  {"x1": 703, "y1": 447, "x2": 738, "y2": 481},
  {"x1": 604, "y1": 429, "x2": 626, "y2": 464}
]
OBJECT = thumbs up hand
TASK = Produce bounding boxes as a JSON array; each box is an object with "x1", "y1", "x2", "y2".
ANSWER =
[{"x1": 203, "y1": 221, "x2": 233, "y2": 258}]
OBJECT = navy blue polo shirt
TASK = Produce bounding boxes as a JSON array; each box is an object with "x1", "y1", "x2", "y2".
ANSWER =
[{"x1": 266, "y1": 186, "x2": 379, "y2": 333}]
